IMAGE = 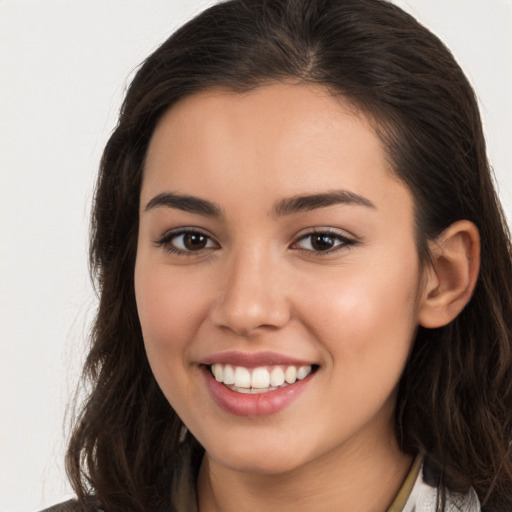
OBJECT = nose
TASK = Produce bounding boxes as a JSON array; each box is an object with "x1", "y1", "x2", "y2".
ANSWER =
[{"x1": 209, "y1": 248, "x2": 292, "y2": 337}]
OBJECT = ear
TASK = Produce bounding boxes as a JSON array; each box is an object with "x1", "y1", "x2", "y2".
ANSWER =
[{"x1": 418, "y1": 220, "x2": 480, "y2": 329}]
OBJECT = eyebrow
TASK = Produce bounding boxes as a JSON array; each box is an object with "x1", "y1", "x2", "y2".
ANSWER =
[
  {"x1": 272, "y1": 190, "x2": 375, "y2": 216},
  {"x1": 144, "y1": 192, "x2": 222, "y2": 217},
  {"x1": 144, "y1": 189, "x2": 375, "y2": 217}
]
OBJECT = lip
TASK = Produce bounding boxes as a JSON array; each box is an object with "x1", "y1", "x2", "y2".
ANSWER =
[
  {"x1": 202, "y1": 350, "x2": 315, "y2": 368},
  {"x1": 201, "y1": 361, "x2": 316, "y2": 417}
]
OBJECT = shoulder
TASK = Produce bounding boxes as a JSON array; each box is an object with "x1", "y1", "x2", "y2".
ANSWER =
[{"x1": 40, "y1": 499, "x2": 102, "y2": 512}]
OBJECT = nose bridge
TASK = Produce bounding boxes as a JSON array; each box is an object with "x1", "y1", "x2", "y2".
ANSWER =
[{"x1": 211, "y1": 240, "x2": 290, "y2": 335}]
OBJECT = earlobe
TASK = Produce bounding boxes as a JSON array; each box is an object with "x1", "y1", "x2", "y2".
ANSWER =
[{"x1": 418, "y1": 220, "x2": 480, "y2": 329}]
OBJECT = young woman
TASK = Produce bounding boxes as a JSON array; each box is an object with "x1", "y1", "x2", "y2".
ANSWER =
[{"x1": 46, "y1": 0, "x2": 512, "y2": 510}]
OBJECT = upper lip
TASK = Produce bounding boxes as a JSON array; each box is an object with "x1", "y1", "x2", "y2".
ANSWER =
[{"x1": 202, "y1": 351, "x2": 316, "y2": 368}]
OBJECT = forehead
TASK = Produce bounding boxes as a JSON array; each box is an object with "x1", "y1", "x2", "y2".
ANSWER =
[{"x1": 142, "y1": 83, "x2": 407, "y2": 215}]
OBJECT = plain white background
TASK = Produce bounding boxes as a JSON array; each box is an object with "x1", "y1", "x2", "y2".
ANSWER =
[{"x1": 0, "y1": 1, "x2": 510, "y2": 511}]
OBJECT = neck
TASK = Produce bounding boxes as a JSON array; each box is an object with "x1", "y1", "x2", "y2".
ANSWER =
[{"x1": 197, "y1": 426, "x2": 413, "y2": 512}]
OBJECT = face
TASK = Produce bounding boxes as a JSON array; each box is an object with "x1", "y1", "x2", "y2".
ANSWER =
[{"x1": 135, "y1": 84, "x2": 425, "y2": 475}]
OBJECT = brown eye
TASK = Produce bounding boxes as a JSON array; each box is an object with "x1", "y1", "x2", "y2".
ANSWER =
[
  {"x1": 293, "y1": 230, "x2": 356, "y2": 254},
  {"x1": 156, "y1": 229, "x2": 218, "y2": 255},
  {"x1": 310, "y1": 234, "x2": 337, "y2": 251},
  {"x1": 183, "y1": 233, "x2": 208, "y2": 251}
]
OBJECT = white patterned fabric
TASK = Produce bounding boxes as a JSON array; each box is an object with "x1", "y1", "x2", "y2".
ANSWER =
[{"x1": 401, "y1": 463, "x2": 481, "y2": 512}]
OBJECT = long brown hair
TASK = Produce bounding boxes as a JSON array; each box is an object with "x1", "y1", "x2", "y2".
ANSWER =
[{"x1": 66, "y1": 0, "x2": 512, "y2": 510}]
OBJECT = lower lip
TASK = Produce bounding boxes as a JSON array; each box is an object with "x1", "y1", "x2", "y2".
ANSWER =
[{"x1": 202, "y1": 366, "x2": 314, "y2": 417}]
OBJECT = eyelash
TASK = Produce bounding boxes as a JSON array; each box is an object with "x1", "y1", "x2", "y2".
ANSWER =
[
  {"x1": 154, "y1": 228, "x2": 357, "y2": 256},
  {"x1": 292, "y1": 229, "x2": 357, "y2": 255},
  {"x1": 154, "y1": 228, "x2": 218, "y2": 256}
]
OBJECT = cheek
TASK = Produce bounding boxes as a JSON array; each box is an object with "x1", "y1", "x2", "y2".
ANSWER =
[
  {"x1": 300, "y1": 256, "x2": 421, "y2": 427},
  {"x1": 134, "y1": 261, "x2": 211, "y2": 363},
  {"x1": 297, "y1": 252, "x2": 421, "y2": 365}
]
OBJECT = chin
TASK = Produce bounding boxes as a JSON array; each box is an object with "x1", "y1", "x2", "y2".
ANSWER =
[{"x1": 202, "y1": 433, "x2": 312, "y2": 476}]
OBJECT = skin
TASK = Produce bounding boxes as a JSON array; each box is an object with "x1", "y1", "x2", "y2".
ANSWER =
[{"x1": 134, "y1": 83, "x2": 479, "y2": 511}]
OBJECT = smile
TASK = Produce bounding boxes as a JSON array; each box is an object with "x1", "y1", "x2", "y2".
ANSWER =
[
  {"x1": 210, "y1": 364, "x2": 313, "y2": 394},
  {"x1": 201, "y1": 354, "x2": 318, "y2": 416}
]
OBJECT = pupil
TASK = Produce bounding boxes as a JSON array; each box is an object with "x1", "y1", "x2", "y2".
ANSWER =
[
  {"x1": 184, "y1": 233, "x2": 206, "y2": 250},
  {"x1": 312, "y1": 234, "x2": 334, "y2": 251}
]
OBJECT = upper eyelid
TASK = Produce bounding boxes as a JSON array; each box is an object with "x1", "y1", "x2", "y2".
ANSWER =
[
  {"x1": 293, "y1": 227, "x2": 357, "y2": 242},
  {"x1": 290, "y1": 229, "x2": 358, "y2": 252},
  {"x1": 153, "y1": 229, "x2": 220, "y2": 258},
  {"x1": 155, "y1": 226, "x2": 216, "y2": 242}
]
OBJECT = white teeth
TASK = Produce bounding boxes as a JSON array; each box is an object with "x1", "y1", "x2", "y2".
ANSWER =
[
  {"x1": 223, "y1": 365, "x2": 235, "y2": 385},
  {"x1": 212, "y1": 363, "x2": 223, "y2": 382},
  {"x1": 210, "y1": 363, "x2": 314, "y2": 392},
  {"x1": 233, "y1": 386, "x2": 279, "y2": 394},
  {"x1": 270, "y1": 366, "x2": 285, "y2": 386},
  {"x1": 233, "y1": 366, "x2": 251, "y2": 388},
  {"x1": 285, "y1": 366, "x2": 297, "y2": 384},
  {"x1": 251, "y1": 367, "x2": 270, "y2": 389},
  {"x1": 297, "y1": 365, "x2": 311, "y2": 380}
]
